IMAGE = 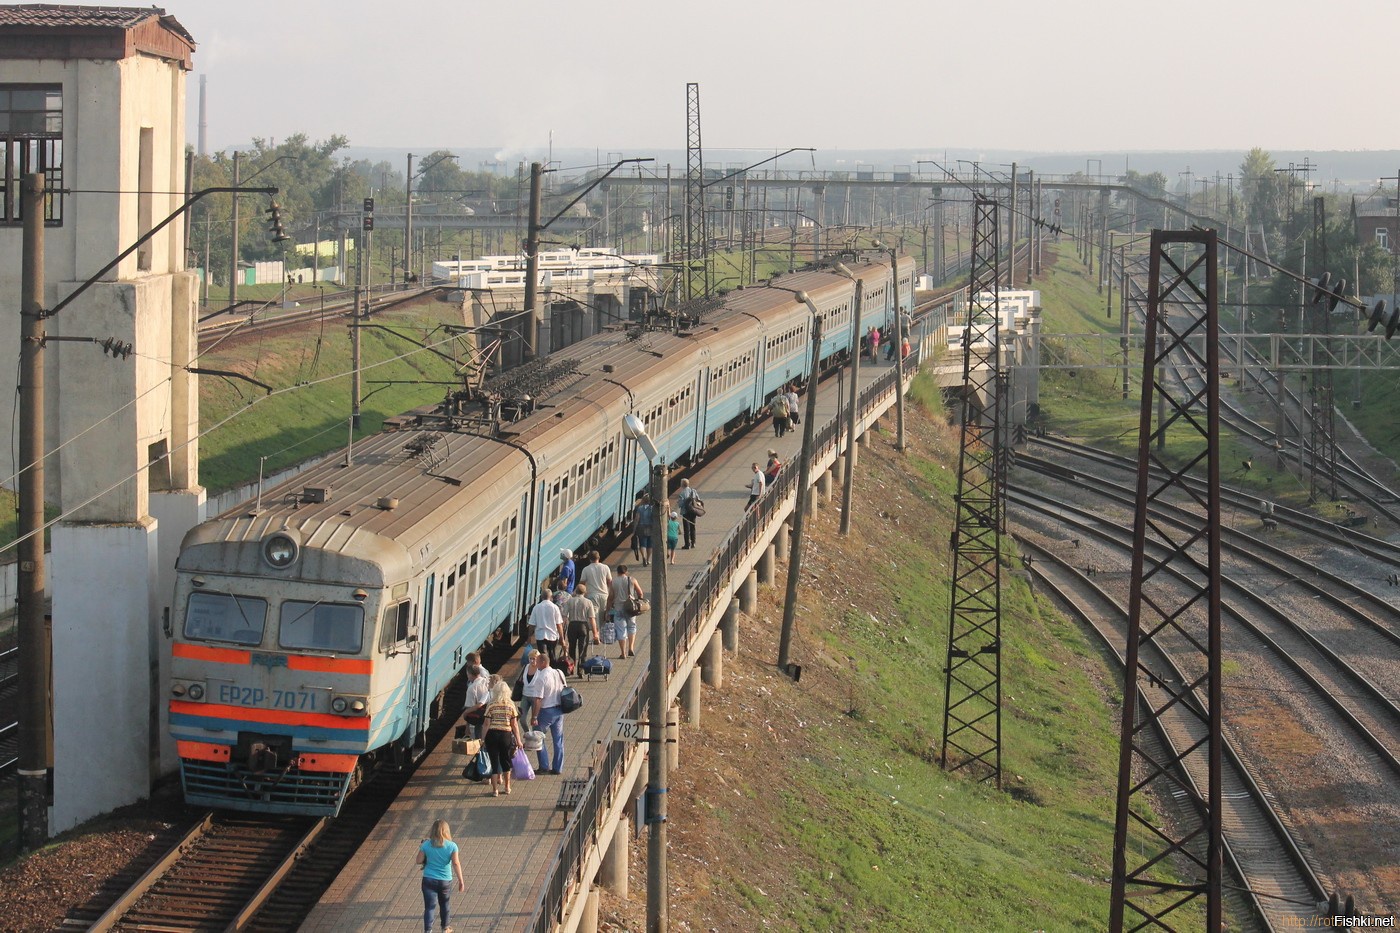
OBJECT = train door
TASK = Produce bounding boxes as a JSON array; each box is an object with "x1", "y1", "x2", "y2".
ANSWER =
[
  {"x1": 409, "y1": 572, "x2": 436, "y2": 755},
  {"x1": 694, "y1": 368, "x2": 710, "y2": 453}
]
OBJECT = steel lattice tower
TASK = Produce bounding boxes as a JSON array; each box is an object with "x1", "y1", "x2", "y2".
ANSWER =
[
  {"x1": 684, "y1": 82, "x2": 708, "y2": 301},
  {"x1": 939, "y1": 195, "x2": 1003, "y2": 788},
  {"x1": 1309, "y1": 197, "x2": 1338, "y2": 501},
  {"x1": 1109, "y1": 229, "x2": 1222, "y2": 932}
]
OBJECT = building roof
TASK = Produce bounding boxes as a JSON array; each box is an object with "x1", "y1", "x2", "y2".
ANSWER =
[{"x1": 0, "y1": 4, "x2": 194, "y2": 67}]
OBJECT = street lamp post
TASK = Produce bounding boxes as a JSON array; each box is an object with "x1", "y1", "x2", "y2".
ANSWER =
[
  {"x1": 621, "y1": 413, "x2": 668, "y2": 933},
  {"x1": 777, "y1": 294, "x2": 823, "y2": 673}
]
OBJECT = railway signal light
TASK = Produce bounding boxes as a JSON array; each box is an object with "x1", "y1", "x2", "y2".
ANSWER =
[
  {"x1": 264, "y1": 201, "x2": 290, "y2": 243},
  {"x1": 363, "y1": 215, "x2": 374, "y2": 231}
]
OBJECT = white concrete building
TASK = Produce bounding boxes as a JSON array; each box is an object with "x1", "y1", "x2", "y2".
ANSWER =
[{"x1": 0, "y1": 6, "x2": 201, "y2": 831}]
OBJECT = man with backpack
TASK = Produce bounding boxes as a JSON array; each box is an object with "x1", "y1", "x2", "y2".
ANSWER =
[{"x1": 770, "y1": 393, "x2": 790, "y2": 437}]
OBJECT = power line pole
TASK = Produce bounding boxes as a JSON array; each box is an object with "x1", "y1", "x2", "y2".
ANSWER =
[
  {"x1": 405, "y1": 152, "x2": 414, "y2": 286},
  {"x1": 228, "y1": 151, "x2": 239, "y2": 308},
  {"x1": 778, "y1": 315, "x2": 823, "y2": 671},
  {"x1": 18, "y1": 173, "x2": 50, "y2": 848},
  {"x1": 524, "y1": 161, "x2": 543, "y2": 360}
]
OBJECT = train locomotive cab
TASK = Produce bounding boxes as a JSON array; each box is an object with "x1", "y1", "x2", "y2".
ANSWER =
[{"x1": 169, "y1": 525, "x2": 415, "y2": 816}]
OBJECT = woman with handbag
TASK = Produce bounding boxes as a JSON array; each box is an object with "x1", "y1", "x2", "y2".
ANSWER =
[
  {"x1": 482, "y1": 680, "x2": 523, "y2": 797},
  {"x1": 610, "y1": 564, "x2": 645, "y2": 659}
]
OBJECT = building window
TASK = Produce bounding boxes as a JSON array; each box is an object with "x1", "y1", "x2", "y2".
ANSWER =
[
  {"x1": 1377, "y1": 227, "x2": 1390, "y2": 253},
  {"x1": 0, "y1": 85, "x2": 63, "y2": 225}
]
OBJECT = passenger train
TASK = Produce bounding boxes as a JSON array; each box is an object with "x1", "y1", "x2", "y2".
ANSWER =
[{"x1": 167, "y1": 253, "x2": 913, "y2": 814}]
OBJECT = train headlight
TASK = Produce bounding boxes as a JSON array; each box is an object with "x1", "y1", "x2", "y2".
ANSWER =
[
  {"x1": 329, "y1": 694, "x2": 368, "y2": 717},
  {"x1": 262, "y1": 532, "x2": 299, "y2": 569},
  {"x1": 173, "y1": 679, "x2": 206, "y2": 701}
]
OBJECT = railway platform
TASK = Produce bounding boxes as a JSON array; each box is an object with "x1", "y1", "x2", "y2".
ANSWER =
[{"x1": 299, "y1": 334, "x2": 938, "y2": 932}]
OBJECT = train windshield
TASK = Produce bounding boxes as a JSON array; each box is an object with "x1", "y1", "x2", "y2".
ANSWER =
[
  {"x1": 184, "y1": 592, "x2": 268, "y2": 645},
  {"x1": 279, "y1": 600, "x2": 364, "y2": 654}
]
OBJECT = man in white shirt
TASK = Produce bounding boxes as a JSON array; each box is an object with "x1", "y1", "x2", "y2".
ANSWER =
[
  {"x1": 747, "y1": 461, "x2": 766, "y2": 510},
  {"x1": 578, "y1": 550, "x2": 611, "y2": 619},
  {"x1": 523, "y1": 652, "x2": 567, "y2": 774},
  {"x1": 563, "y1": 583, "x2": 599, "y2": 670},
  {"x1": 528, "y1": 590, "x2": 567, "y2": 664},
  {"x1": 461, "y1": 662, "x2": 492, "y2": 738}
]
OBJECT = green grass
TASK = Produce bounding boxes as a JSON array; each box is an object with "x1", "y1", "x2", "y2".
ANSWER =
[
  {"x1": 197, "y1": 295, "x2": 469, "y2": 492},
  {"x1": 756, "y1": 433, "x2": 1201, "y2": 929}
]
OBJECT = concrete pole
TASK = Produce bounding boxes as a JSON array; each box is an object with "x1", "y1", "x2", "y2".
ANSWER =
[
  {"x1": 840, "y1": 280, "x2": 864, "y2": 534},
  {"x1": 405, "y1": 153, "x2": 413, "y2": 287},
  {"x1": 756, "y1": 544, "x2": 775, "y2": 586},
  {"x1": 888, "y1": 250, "x2": 908, "y2": 452},
  {"x1": 602, "y1": 818, "x2": 629, "y2": 898},
  {"x1": 739, "y1": 570, "x2": 757, "y2": 613},
  {"x1": 524, "y1": 161, "x2": 543, "y2": 360},
  {"x1": 646, "y1": 460, "x2": 669, "y2": 933},
  {"x1": 1008, "y1": 163, "x2": 1018, "y2": 287},
  {"x1": 703, "y1": 631, "x2": 724, "y2": 688},
  {"x1": 778, "y1": 319, "x2": 822, "y2": 671},
  {"x1": 18, "y1": 173, "x2": 49, "y2": 848},
  {"x1": 667, "y1": 704, "x2": 680, "y2": 770},
  {"x1": 228, "y1": 151, "x2": 239, "y2": 308},
  {"x1": 683, "y1": 668, "x2": 701, "y2": 725},
  {"x1": 721, "y1": 598, "x2": 739, "y2": 652},
  {"x1": 774, "y1": 522, "x2": 791, "y2": 560},
  {"x1": 351, "y1": 228, "x2": 362, "y2": 431}
]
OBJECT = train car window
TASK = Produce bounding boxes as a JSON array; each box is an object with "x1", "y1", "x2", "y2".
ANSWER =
[
  {"x1": 447, "y1": 570, "x2": 456, "y2": 590},
  {"x1": 379, "y1": 600, "x2": 411, "y2": 651},
  {"x1": 469, "y1": 552, "x2": 479, "y2": 595},
  {"x1": 280, "y1": 600, "x2": 364, "y2": 653},
  {"x1": 184, "y1": 592, "x2": 267, "y2": 645}
]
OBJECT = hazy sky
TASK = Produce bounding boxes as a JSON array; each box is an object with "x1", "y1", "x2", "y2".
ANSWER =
[{"x1": 171, "y1": 0, "x2": 1400, "y2": 157}]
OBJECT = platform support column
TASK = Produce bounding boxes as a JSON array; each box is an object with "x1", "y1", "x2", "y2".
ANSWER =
[
  {"x1": 774, "y1": 522, "x2": 791, "y2": 560},
  {"x1": 602, "y1": 818, "x2": 629, "y2": 899},
  {"x1": 580, "y1": 889, "x2": 600, "y2": 933},
  {"x1": 683, "y1": 668, "x2": 701, "y2": 726},
  {"x1": 703, "y1": 631, "x2": 724, "y2": 688},
  {"x1": 739, "y1": 572, "x2": 757, "y2": 613},
  {"x1": 757, "y1": 544, "x2": 776, "y2": 586},
  {"x1": 722, "y1": 597, "x2": 739, "y2": 652},
  {"x1": 817, "y1": 470, "x2": 832, "y2": 502}
]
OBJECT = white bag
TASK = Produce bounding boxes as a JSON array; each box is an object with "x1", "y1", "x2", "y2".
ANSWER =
[{"x1": 522, "y1": 730, "x2": 545, "y2": 752}]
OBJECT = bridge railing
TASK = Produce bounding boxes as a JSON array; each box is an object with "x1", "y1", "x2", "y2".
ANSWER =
[{"x1": 526, "y1": 360, "x2": 909, "y2": 930}]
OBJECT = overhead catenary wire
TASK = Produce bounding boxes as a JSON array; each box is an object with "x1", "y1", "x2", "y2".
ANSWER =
[{"x1": 0, "y1": 324, "x2": 469, "y2": 557}]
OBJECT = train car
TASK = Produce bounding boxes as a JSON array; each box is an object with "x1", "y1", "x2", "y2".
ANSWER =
[{"x1": 165, "y1": 255, "x2": 907, "y2": 815}]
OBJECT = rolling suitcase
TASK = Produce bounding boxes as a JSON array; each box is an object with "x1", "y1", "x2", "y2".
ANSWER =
[{"x1": 581, "y1": 656, "x2": 613, "y2": 681}]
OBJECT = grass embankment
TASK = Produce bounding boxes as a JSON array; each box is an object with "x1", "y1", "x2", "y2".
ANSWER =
[
  {"x1": 197, "y1": 293, "x2": 471, "y2": 493},
  {"x1": 607, "y1": 372, "x2": 1195, "y2": 930},
  {"x1": 1033, "y1": 245, "x2": 1304, "y2": 504}
]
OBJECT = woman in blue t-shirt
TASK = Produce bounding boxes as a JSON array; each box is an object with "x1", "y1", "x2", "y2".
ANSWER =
[{"x1": 416, "y1": 819, "x2": 465, "y2": 933}]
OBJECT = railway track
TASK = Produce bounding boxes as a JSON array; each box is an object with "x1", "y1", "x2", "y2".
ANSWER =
[
  {"x1": 197, "y1": 284, "x2": 439, "y2": 350},
  {"x1": 1019, "y1": 540, "x2": 1325, "y2": 929},
  {"x1": 1009, "y1": 459, "x2": 1400, "y2": 917},
  {"x1": 60, "y1": 644, "x2": 477, "y2": 931}
]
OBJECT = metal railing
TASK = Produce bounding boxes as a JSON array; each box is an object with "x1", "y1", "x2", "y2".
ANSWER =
[{"x1": 525, "y1": 355, "x2": 913, "y2": 930}]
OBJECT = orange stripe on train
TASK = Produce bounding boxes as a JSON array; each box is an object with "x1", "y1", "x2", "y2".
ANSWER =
[
  {"x1": 170, "y1": 700, "x2": 370, "y2": 730},
  {"x1": 177, "y1": 740, "x2": 232, "y2": 762},
  {"x1": 287, "y1": 655, "x2": 373, "y2": 674},
  {"x1": 172, "y1": 643, "x2": 251, "y2": 664}
]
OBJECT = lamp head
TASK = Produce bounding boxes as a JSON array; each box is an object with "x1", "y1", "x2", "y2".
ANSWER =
[
  {"x1": 832, "y1": 262, "x2": 855, "y2": 280},
  {"x1": 794, "y1": 290, "x2": 809, "y2": 304},
  {"x1": 622, "y1": 413, "x2": 660, "y2": 462}
]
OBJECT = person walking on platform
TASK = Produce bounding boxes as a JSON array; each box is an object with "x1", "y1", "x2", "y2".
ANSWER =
[
  {"x1": 611, "y1": 564, "x2": 644, "y2": 659},
  {"x1": 770, "y1": 393, "x2": 790, "y2": 437},
  {"x1": 579, "y1": 550, "x2": 611, "y2": 619},
  {"x1": 482, "y1": 680, "x2": 523, "y2": 797},
  {"x1": 555, "y1": 548, "x2": 576, "y2": 594},
  {"x1": 524, "y1": 652, "x2": 567, "y2": 774},
  {"x1": 416, "y1": 819, "x2": 464, "y2": 933},
  {"x1": 629, "y1": 493, "x2": 645, "y2": 562},
  {"x1": 765, "y1": 450, "x2": 783, "y2": 485},
  {"x1": 563, "y1": 582, "x2": 599, "y2": 671},
  {"x1": 529, "y1": 589, "x2": 566, "y2": 664},
  {"x1": 666, "y1": 511, "x2": 681, "y2": 564},
  {"x1": 868, "y1": 326, "x2": 881, "y2": 361},
  {"x1": 784, "y1": 383, "x2": 801, "y2": 425},
  {"x1": 635, "y1": 494, "x2": 657, "y2": 567},
  {"x1": 747, "y1": 462, "x2": 766, "y2": 510},
  {"x1": 461, "y1": 661, "x2": 491, "y2": 738},
  {"x1": 677, "y1": 479, "x2": 700, "y2": 549}
]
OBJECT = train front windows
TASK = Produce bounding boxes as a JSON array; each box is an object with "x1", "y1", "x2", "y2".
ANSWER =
[
  {"x1": 379, "y1": 600, "x2": 411, "y2": 652},
  {"x1": 280, "y1": 600, "x2": 364, "y2": 654},
  {"x1": 184, "y1": 592, "x2": 268, "y2": 646}
]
